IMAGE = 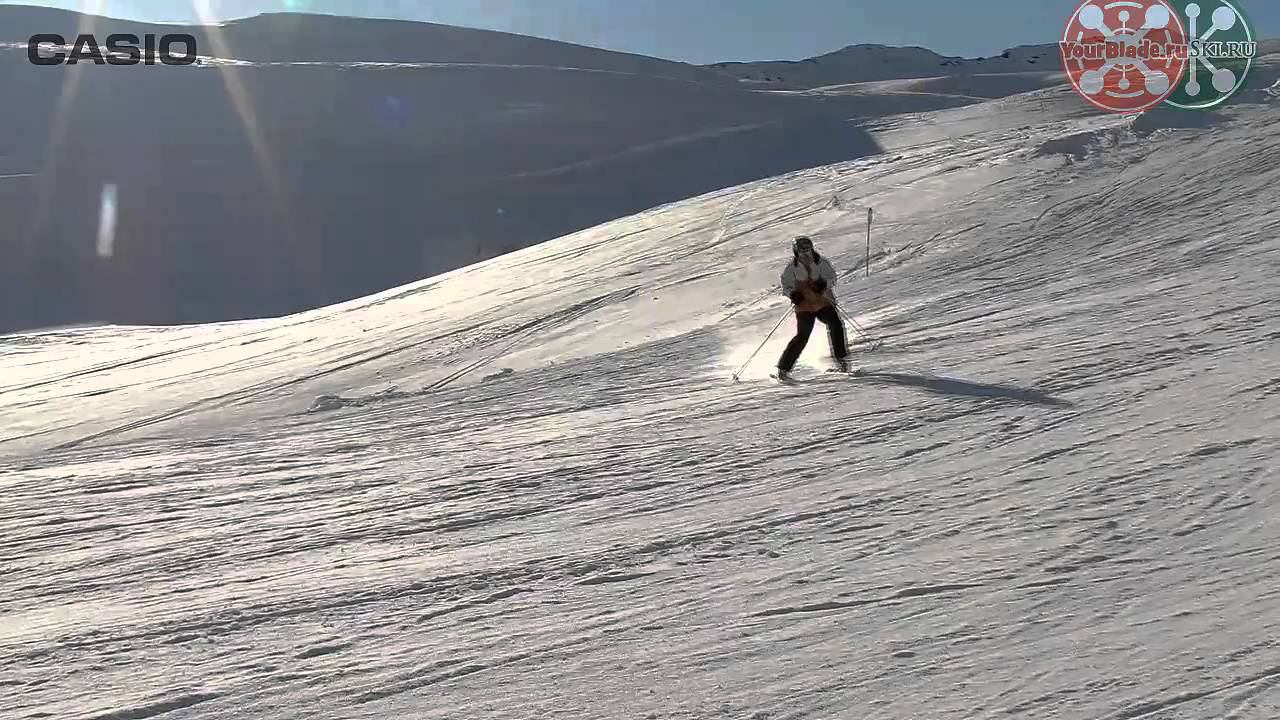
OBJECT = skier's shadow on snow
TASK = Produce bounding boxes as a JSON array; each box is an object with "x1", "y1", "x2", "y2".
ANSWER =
[{"x1": 854, "y1": 371, "x2": 1073, "y2": 408}]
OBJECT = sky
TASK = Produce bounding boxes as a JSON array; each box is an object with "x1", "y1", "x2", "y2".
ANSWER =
[{"x1": 8, "y1": 0, "x2": 1280, "y2": 64}]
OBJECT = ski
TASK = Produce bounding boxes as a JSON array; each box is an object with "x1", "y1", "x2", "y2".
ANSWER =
[
  {"x1": 825, "y1": 367, "x2": 866, "y2": 378},
  {"x1": 769, "y1": 367, "x2": 865, "y2": 384}
]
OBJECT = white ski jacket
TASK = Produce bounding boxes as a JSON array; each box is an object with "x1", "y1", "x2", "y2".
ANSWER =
[{"x1": 781, "y1": 255, "x2": 838, "y2": 311}]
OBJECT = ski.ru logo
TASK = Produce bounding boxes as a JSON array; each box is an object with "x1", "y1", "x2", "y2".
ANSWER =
[
  {"x1": 1164, "y1": 1, "x2": 1257, "y2": 110},
  {"x1": 1060, "y1": 0, "x2": 1257, "y2": 113},
  {"x1": 1060, "y1": 0, "x2": 1190, "y2": 113}
]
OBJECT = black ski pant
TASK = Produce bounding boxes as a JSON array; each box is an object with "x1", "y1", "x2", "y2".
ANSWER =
[{"x1": 778, "y1": 305, "x2": 848, "y2": 372}]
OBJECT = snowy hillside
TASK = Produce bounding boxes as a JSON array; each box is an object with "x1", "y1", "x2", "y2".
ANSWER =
[
  {"x1": 4, "y1": 55, "x2": 1280, "y2": 719},
  {"x1": 0, "y1": 6, "x2": 729, "y2": 83},
  {"x1": 16, "y1": 8, "x2": 1230, "y2": 335},
  {"x1": 1, "y1": 7, "x2": 885, "y2": 333},
  {"x1": 799, "y1": 72, "x2": 1069, "y2": 102}
]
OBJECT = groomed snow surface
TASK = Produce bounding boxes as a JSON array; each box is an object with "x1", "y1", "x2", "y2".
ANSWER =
[{"x1": 3, "y1": 88, "x2": 1280, "y2": 719}]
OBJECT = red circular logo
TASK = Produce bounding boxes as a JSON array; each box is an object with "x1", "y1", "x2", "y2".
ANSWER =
[{"x1": 1060, "y1": 0, "x2": 1189, "y2": 113}]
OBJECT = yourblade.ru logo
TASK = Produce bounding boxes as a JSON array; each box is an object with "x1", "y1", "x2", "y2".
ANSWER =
[
  {"x1": 1163, "y1": 1, "x2": 1257, "y2": 109},
  {"x1": 1060, "y1": 0, "x2": 1190, "y2": 113},
  {"x1": 1060, "y1": 0, "x2": 1257, "y2": 113}
]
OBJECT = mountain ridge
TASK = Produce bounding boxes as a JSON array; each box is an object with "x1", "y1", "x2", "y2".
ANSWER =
[
  {"x1": 0, "y1": 6, "x2": 730, "y2": 85},
  {"x1": 706, "y1": 43, "x2": 1067, "y2": 88},
  {"x1": 706, "y1": 38, "x2": 1280, "y2": 89}
]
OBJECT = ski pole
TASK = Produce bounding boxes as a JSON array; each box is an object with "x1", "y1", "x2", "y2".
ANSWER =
[
  {"x1": 833, "y1": 302, "x2": 876, "y2": 343},
  {"x1": 732, "y1": 306, "x2": 793, "y2": 382}
]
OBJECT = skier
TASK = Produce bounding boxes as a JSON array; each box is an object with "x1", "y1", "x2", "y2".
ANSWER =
[{"x1": 777, "y1": 235, "x2": 850, "y2": 379}]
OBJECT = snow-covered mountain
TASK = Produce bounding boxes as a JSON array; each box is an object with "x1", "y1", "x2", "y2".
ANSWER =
[
  {"x1": 3, "y1": 43, "x2": 1280, "y2": 718},
  {"x1": 708, "y1": 39, "x2": 1280, "y2": 91},
  {"x1": 706, "y1": 43, "x2": 1067, "y2": 90},
  {"x1": 8, "y1": 7, "x2": 1183, "y2": 335},
  {"x1": 1, "y1": 7, "x2": 890, "y2": 334},
  {"x1": 0, "y1": 6, "x2": 730, "y2": 83}
]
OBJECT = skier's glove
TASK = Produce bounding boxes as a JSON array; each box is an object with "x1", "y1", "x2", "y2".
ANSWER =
[
  {"x1": 813, "y1": 278, "x2": 828, "y2": 292},
  {"x1": 788, "y1": 290, "x2": 804, "y2": 304}
]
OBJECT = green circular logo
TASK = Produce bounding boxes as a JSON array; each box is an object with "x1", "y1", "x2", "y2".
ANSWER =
[{"x1": 1164, "y1": 1, "x2": 1258, "y2": 110}]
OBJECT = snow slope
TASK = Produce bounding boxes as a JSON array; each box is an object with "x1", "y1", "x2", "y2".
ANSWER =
[
  {"x1": 3, "y1": 83, "x2": 1280, "y2": 719},
  {"x1": 802, "y1": 72, "x2": 1068, "y2": 102}
]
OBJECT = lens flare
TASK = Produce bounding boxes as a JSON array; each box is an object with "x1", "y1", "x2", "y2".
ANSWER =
[{"x1": 96, "y1": 183, "x2": 118, "y2": 258}]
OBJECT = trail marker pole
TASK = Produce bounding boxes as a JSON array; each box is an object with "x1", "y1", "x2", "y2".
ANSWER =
[{"x1": 866, "y1": 207, "x2": 873, "y2": 278}]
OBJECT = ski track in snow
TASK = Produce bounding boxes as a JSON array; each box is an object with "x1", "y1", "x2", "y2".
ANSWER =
[{"x1": 2, "y1": 87, "x2": 1280, "y2": 720}]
